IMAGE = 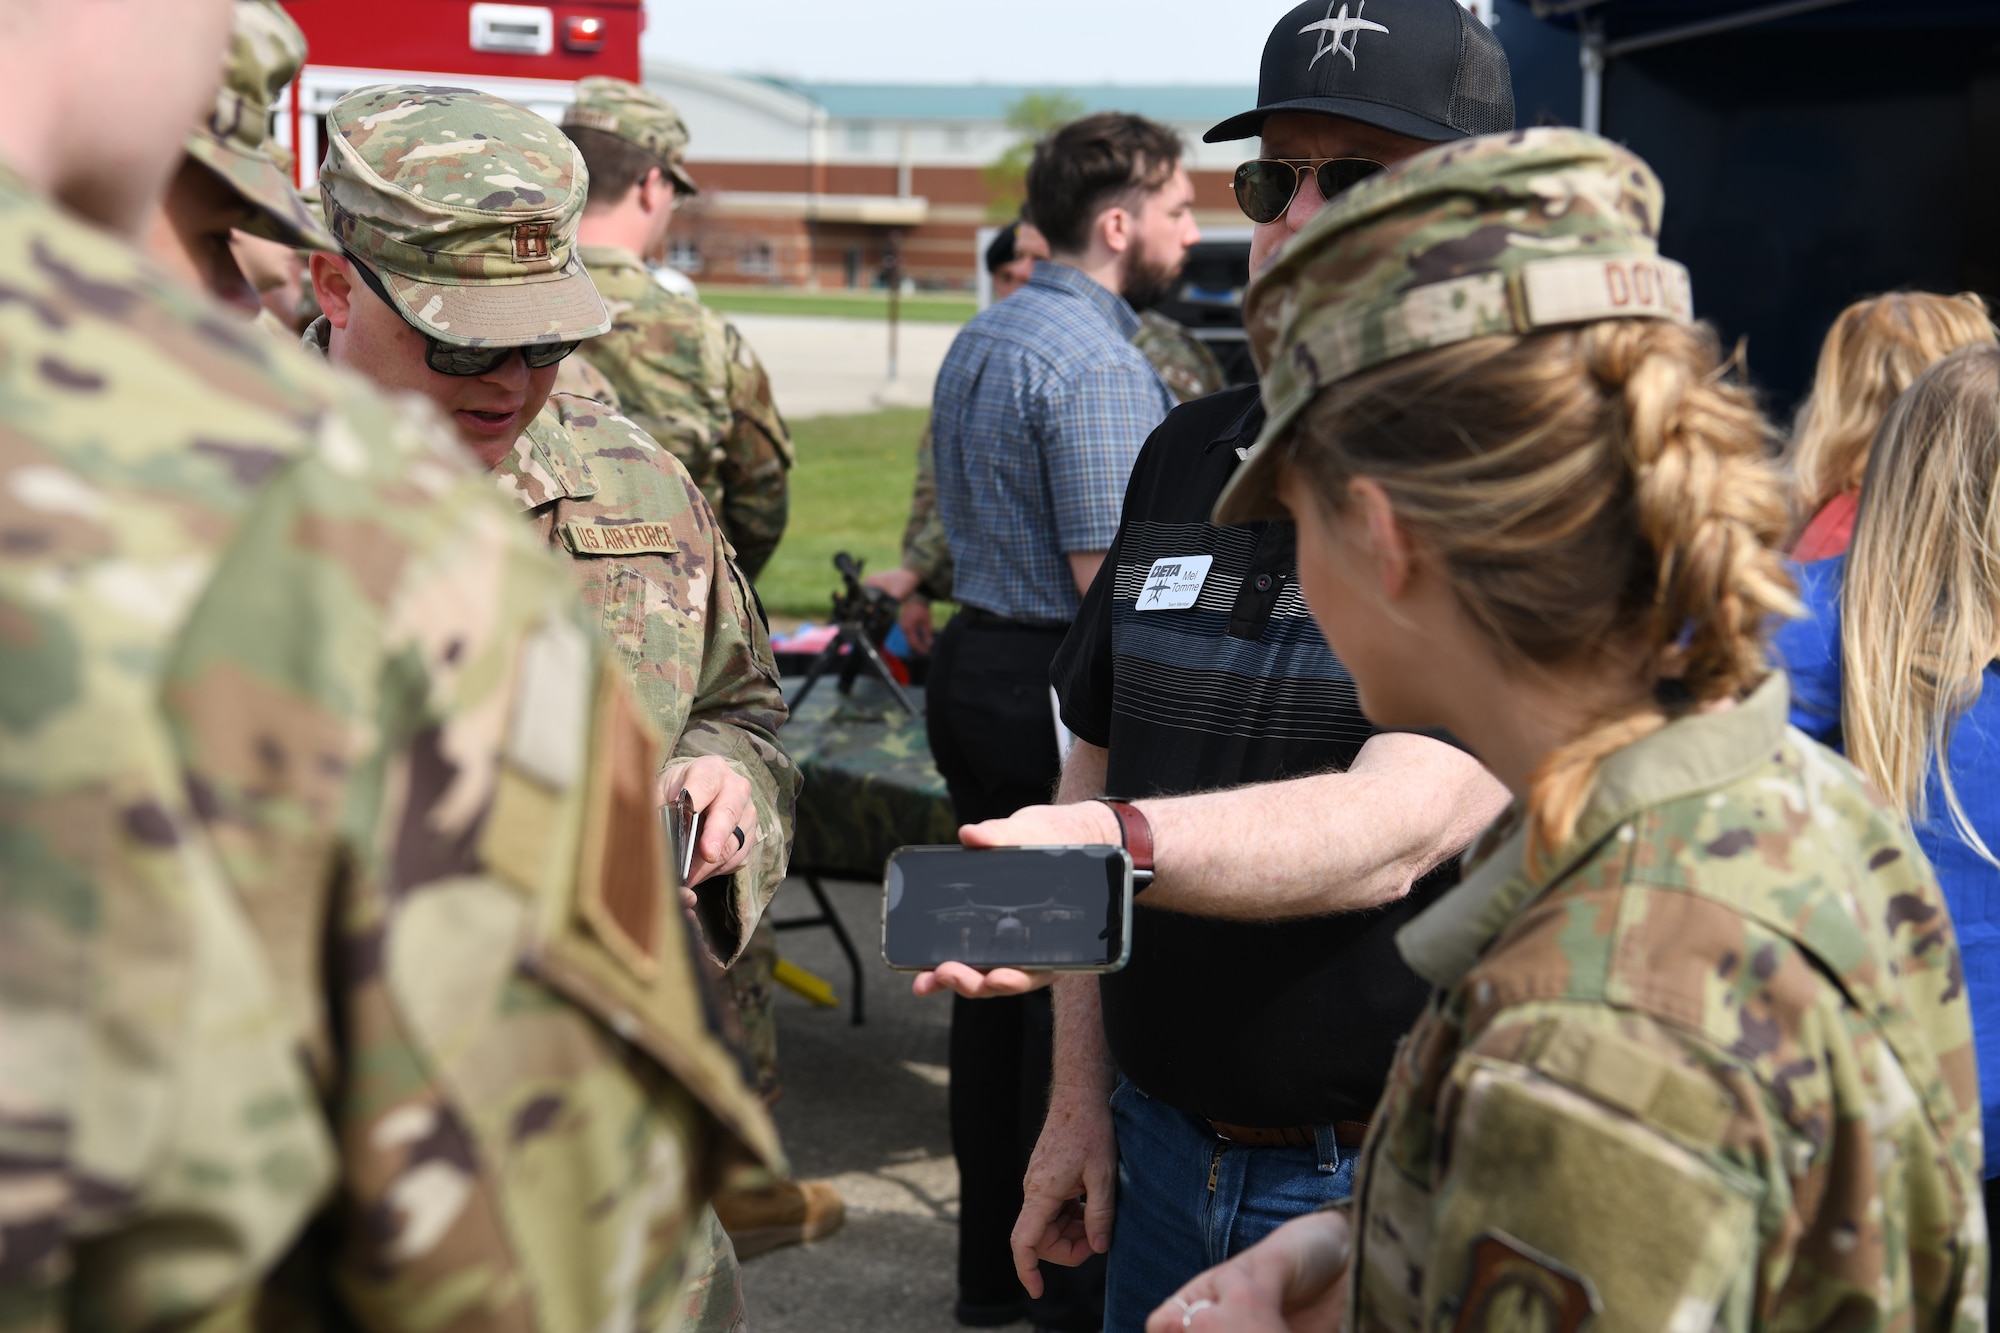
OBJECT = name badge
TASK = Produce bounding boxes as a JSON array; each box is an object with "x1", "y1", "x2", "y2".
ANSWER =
[
  {"x1": 1135, "y1": 554, "x2": 1213, "y2": 611},
  {"x1": 560, "y1": 520, "x2": 678, "y2": 557}
]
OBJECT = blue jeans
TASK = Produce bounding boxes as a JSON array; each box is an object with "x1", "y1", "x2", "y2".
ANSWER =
[{"x1": 1103, "y1": 1079, "x2": 1357, "y2": 1333}]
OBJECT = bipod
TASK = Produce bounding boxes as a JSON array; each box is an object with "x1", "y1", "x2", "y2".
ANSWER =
[{"x1": 786, "y1": 619, "x2": 918, "y2": 717}]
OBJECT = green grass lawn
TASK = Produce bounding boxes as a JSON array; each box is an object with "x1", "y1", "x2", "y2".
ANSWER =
[
  {"x1": 702, "y1": 287, "x2": 976, "y2": 324},
  {"x1": 757, "y1": 407, "x2": 932, "y2": 621}
]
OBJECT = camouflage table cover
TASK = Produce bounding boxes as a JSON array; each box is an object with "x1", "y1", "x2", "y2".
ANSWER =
[{"x1": 779, "y1": 677, "x2": 958, "y2": 880}]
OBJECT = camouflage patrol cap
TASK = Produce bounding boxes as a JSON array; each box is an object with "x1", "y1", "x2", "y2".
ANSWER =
[
  {"x1": 319, "y1": 86, "x2": 611, "y2": 347},
  {"x1": 563, "y1": 77, "x2": 700, "y2": 196},
  {"x1": 1215, "y1": 128, "x2": 1694, "y2": 524},
  {"x1": 184, "y1": 0, "x2": 337, "y2": 253}
]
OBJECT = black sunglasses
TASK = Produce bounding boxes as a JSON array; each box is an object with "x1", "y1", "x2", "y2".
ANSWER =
[
  {"x1": 1232, "y1": 158, "x2": 1387, "y2": 225},
  {"x1": 345, "y1": 253, "x2": 580, "y2": 376}
]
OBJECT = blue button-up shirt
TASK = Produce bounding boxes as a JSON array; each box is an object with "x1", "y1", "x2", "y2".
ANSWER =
[{"x1": 932, "y1": 260, "x2": 1176, "y2": 624}]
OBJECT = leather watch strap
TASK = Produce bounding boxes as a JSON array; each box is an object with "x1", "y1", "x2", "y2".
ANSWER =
[{"x1": 1096, "y1": 798, "x2": 1154, "y2": 886}]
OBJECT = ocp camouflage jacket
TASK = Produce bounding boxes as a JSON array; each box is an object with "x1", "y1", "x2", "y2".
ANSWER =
[
  {"x1": 0, "y1": 163, "x2": 779, "y2": 1329},
  {"x1": 492, "y1": 391, "x2": 800, "y2": 964},
  {"x1": 573, "y1": 246, "x2": 794, "y2": 578},
  {"x1": 1354, "y1": 675, "x2": 1985, "y2": 1333}
]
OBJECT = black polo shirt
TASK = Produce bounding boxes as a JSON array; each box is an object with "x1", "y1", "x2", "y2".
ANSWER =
[{"x1": 1049, "y1": 384, "x2": 1458, "y2": 1128}]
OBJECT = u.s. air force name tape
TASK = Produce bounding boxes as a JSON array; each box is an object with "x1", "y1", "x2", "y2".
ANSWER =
[{"x1": 560, "y1": 520, "x2": 679, "y2": 557}]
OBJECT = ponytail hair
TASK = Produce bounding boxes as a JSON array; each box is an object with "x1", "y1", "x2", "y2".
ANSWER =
[{"x1": 1286, "y1": 319, "x2": 1797, "y2": 862}]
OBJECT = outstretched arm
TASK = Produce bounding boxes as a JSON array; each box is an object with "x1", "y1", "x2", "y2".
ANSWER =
[{"x1": 963, "y1": 732, "x2": 1507, "y2": 920}]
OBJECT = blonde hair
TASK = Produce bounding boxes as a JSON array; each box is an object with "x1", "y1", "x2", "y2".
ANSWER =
[
  {"x1": 1841, "y1": 344, "x2": 2000, "y2": 864},
  {"x1": 1789, "y1": 292, "x2": 1995, "y2": 524},
  {"x1": 1287, "y1": 320, "x2": 1797, "y2": 862}
]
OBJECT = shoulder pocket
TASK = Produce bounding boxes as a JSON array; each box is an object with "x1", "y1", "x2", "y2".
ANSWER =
[
  {"x1": 1429, "y1": 1058, "x2": 1755, "y2": 1333},
  {"x1": 480, "y1": 641, "x2": 781, "y2": 1174}
]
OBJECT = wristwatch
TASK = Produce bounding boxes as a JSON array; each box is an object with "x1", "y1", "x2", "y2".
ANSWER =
[{"x1": 1096, "y1": 798, "x2": 1155, "y2": 889}]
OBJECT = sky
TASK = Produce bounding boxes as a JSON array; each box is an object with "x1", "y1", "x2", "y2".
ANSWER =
[{"x1": 639, "y1": 0, "x2": 1291, "y2": 85}]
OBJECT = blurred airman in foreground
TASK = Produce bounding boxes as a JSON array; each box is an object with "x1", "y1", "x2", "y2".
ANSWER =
[
  {"x1": 141, "y1": 0, "x2": 334, "y2": 317},
  {"x1": 302, "y1": 82, "x2": 807, "y2": 1330},
  {"x1": 0, "y1": 0, "x2": 777, "y2": 1326}
]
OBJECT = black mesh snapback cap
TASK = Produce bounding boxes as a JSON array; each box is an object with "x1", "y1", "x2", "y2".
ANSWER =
[{"x1": 1206, "y1": 0, "x2": 1514, "y2": 144}]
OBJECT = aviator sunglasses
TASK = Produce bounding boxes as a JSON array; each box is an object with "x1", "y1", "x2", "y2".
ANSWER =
[
  {"x1": 1232, "y1": 157, "x2": 1386, "y2": 225},
  {"x1": 345, "y1": 252, "x2": 581, "y2": 376}
]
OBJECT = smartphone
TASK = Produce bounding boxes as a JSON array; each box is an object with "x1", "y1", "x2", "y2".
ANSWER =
[
  {"x1": 881, "y1": 844, "x2": 1133, "y2": 973},
  {"x1": 664, "y1": 791, "x2": 702, "y2": 886}
]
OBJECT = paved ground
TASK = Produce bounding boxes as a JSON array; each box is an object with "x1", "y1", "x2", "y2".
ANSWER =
[
  {"x1": 729, "y1": 314, "x2": 962, "y2": 418},
  {"x1": 740, "y1": 874, "x2": 1029, "y2": 1332}
]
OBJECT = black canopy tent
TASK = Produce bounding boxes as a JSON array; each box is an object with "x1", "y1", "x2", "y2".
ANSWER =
[{"x1": 1492, "y1": 0, "x2": 2000, "y2": 414}]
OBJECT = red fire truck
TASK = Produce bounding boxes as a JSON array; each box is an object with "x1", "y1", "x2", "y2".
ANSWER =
[{"x1": 274, "y1": 0, "x2": 644, "y2": 187}]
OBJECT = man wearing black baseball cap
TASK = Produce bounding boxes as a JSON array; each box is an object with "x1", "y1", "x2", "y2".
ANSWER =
[{"x1": 912, "y1": 4, "x2": 1514, "y2": 1330}]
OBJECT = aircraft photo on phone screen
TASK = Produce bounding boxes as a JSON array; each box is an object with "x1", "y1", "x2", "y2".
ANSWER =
[{"x1": 881, "y1": 845, "x2": 1133, "y2": 972}]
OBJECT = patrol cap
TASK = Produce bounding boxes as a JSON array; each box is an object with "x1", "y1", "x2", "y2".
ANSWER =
[
  {"x1": 184, "y1": 0, "x2": 337, "y2": 253},
  {"x1": 563, "y1": 77, "x2": 701, "y2": 196},
  {"x1": 1214, "y1": 128, "x2": 1694, "y2": 525},
  {"x1": 319, "y1": 86, "x2": 611, "y2": 347},
  {"x1": 1205, "y1": 0, "x2": 1513, "y2": 144}
]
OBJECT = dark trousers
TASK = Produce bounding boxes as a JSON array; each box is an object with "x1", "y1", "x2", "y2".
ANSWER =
[{"x1": 928, "y1": 614, "x2": 1106, "y2": 1330}]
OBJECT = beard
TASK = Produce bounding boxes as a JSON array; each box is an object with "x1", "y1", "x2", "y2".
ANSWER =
[{"x1": 1120, "y1": 237, "x2": 1184, "y2": 312}]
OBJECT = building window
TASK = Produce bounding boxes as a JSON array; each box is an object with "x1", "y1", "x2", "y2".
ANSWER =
[
  {"x1": 945, "y1": 124, "x2": 968, "y2": 151},
  {"x1": 845, "y1": 120, "x2": 873, "y2": 152},
  {"x1": 738, "y1": 241, "x2": 776, "y2": 276},
  {"x1": 667, "y1": 239, "x2": 703, "y2": 273}
]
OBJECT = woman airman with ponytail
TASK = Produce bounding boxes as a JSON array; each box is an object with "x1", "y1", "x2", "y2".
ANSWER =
[{"x1": 1148, "y1": 130, "x2": 1984, "y2": 1333}]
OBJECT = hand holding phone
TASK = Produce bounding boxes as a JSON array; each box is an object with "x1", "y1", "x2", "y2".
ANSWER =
[
  {"x1": 882, "y1": 844, "x2": 1133, "y2": 973},
  {"x1": 664, "y1": 791, "x2": 703, "y2": 906}
]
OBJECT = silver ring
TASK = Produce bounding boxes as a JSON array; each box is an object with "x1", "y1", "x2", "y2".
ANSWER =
[{"x1": 1179, "y1": 1297, "x2": 1214, "y2": 1329}]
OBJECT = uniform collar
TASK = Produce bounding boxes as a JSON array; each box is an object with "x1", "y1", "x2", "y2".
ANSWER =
[
  {"x1": 492, "y1": 399, "x2": 599, "y2": 510},
  {"x1": 1027, "y1": 259, "x2": 1142, "y2": 340},
  {"x1": 1397, "y1": 673, "x2": 1792, "y2": 990},
  {"x1": 577, "y1": 243, "x2": 648, "y2": 274}
]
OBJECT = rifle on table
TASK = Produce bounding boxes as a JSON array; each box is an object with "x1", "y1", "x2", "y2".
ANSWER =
[{"x1": 785, "y1": 551, "x2": 918, "y2": 716}]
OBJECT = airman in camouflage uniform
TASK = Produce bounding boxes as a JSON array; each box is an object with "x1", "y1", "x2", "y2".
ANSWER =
[
  {"x1": 558, "y1": 80, "x2": 825, "y2": 1232},
  {"x1": 142, "y1": 0, "x2": 335, "y2": 316},
  {"x1": 0, "y1": 2, "x2": 778, "y2": 1323},
  {"x1": 1155, "y1": 128, "x2": 1985, "y2": 1333},
  {"x1": 302, "y1": 84, "x2": 805, "y2": 1330},
  {"x1": 560, "y1": 78, "x2": 796, "y2": 579},
  {"x1": 1345, "y1": 682, "x2": 1984, "y2": 1333},
  {"x1": 185, "y1": 0, "x2": 332, "y2": 253}
]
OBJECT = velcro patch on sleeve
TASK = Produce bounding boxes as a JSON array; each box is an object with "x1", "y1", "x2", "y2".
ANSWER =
[
  {"x1": 575, "y1": 667, "x2": 666, "y2": 979},
  {"x1": 521, "y1": 657, "x2": 788, "y2": 1174},
  {"x1": 505, "y1": 614, "x2": 591, "y2": 791},
  {"x1": 559, "y1": 520, "x2": 678, "y2": 558},
  {"x1": 1527, "y1": 1021, "x2": 1734, "y2": 1152},
  {"x1": 1428, "y1": 1063, "x2": 1755, "y2": 1333}
]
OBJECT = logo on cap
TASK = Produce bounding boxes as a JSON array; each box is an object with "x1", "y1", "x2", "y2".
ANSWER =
[
  {"x1": 514, "y1": 221, "x2": 554, "y2": 262},
  {"x1": 1302, "y1": 0, "x2": 1389, "y2": 71}
]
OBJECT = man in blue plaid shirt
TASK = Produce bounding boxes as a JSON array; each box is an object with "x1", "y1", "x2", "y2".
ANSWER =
[{"x1": 925, "y1": 110, "x2": 1198, "y2": 1333}]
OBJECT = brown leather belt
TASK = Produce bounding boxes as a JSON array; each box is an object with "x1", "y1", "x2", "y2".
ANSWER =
[{"x1": 1207, "y1": 1119, "x2": 1371, "y2": 1150}]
